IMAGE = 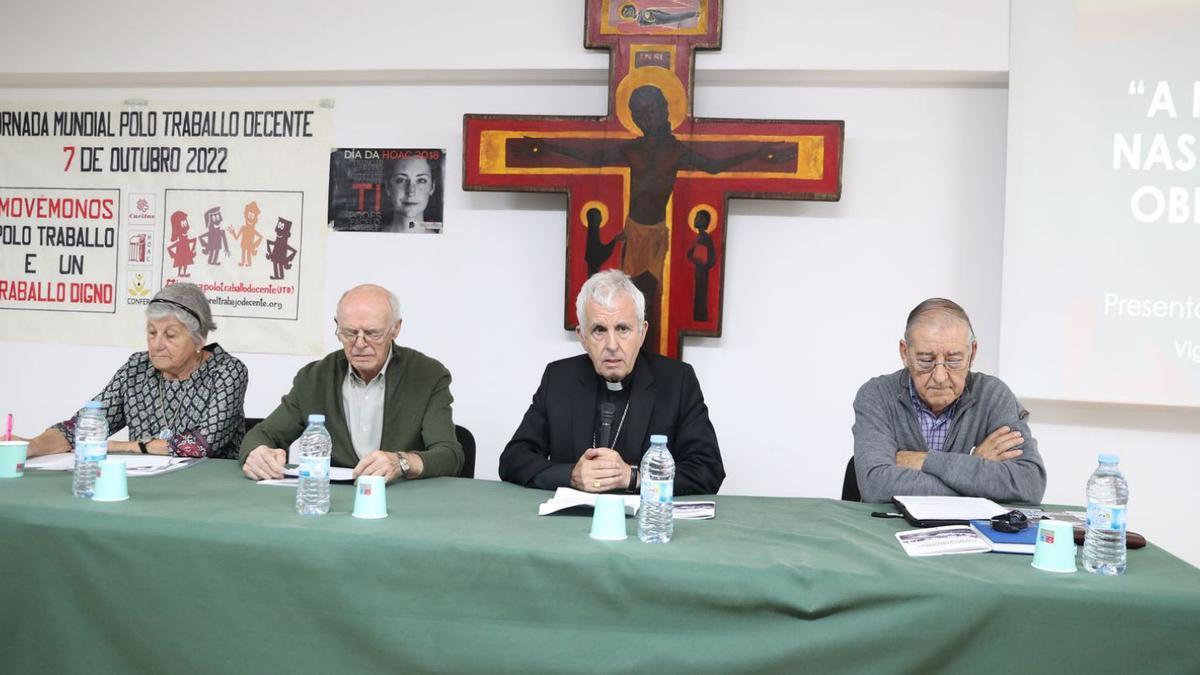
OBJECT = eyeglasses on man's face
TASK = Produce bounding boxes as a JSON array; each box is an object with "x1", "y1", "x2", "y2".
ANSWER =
[
  {"x1": 334, "y1": 326, "x2": 392, "y2": 344},
  {"x1": 909, "y1": 356, "x2": 969, "y2": 374}
]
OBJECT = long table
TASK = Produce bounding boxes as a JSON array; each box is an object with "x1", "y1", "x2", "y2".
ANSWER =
[{"x1": 2, "y1": 460, "x2": 1198, "y2": 674}]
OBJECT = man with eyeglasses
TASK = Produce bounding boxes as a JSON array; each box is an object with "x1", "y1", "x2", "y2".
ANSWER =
[
  {"x1": 851, "y1": 298, "x2": 1046, "y2": 503},
  {"x1": 499, "y1": 269, "x2": 724, "y2": 495},
  {"x1": 240, "y1": 284, "x2": 463, "y2": 481}
]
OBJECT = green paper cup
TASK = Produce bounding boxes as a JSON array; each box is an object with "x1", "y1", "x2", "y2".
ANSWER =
[
  {"x1": 0, "y1": 441, "x2": 28, "y2": 478},
  {"x1": 590, "y1": 494, "x2": 628, "y2": 541},
  {"x1": 92, "y1": 458, "x2": 129, "y2": 502},
  {"x1": 1031, "y1": 520, "x2": 1077, "y2": 573},
  {"x1": 352, "y1": 475, "x2": 388, "y2": 519}
]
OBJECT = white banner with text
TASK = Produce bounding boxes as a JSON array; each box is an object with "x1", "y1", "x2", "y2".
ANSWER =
[{"x1": 0, "y1": 101, "x2": 329, "y2": 354}]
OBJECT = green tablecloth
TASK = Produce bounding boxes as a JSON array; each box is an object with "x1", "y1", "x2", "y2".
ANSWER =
[{"x1": 1, "y1": 460, "x2": 1198, "y2": 674}]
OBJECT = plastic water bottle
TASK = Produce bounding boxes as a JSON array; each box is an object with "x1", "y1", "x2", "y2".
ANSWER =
[
  {"x1": 638, "y1": 434, "x2": 675, "y2": 543},
  {"x1": 295, "y1": 414, "x2": 332, "y2": 516},
  {"x1": 1082, "y1": 453, "x2": 1129, "y2": 576},
  {"x1": 72, "y1": 400, "x2": 108, "y2": 498}
]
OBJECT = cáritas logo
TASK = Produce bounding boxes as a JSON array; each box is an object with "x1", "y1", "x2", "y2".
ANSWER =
[{"x1": 127, "y1": 193, "x2": 156, "y2": 222}]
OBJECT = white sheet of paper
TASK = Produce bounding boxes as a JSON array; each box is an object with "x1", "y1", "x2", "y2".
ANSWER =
[
  {"x1": 673, "y1": 501, "x2": 716, "y2": 520},
  {"x1": 24, "y1": 453, "x2": 200, "y2": 476},
  {"x1": 538, "y1": 487, "x2": 640, "y2": 516},
  {"x1": 284, "y1": 465, "x2": 355, "y2": 482},
  {"x1": 893, "y1": 495, "x2": 1008, "y2": 521},
  {"x1": 537, "y1": 488, "x2": 716, "y2": 520},
  {"x1": 23, "y1": 453, "x2": 75, "y2": 471}
]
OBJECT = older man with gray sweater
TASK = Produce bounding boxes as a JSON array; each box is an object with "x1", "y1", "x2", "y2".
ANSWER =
[{"x1": 851, "y1": 298, "x2": 1046, "y2": 504}]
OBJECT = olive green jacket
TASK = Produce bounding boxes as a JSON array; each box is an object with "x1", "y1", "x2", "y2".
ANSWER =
[{"x1": 240, "y1": 345, "x2": 463, "y2": 477}]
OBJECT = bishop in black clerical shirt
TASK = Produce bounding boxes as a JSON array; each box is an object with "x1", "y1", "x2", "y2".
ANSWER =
[{"x1": 499, "y1": 270, "x2": 725, "y2": 496}]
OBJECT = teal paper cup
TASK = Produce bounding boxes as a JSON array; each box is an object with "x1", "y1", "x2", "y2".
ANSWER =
[
  {"x1": 352, "y1": 475, "x2": 388, "y2": 519},
  {"x1": 0, "y1": 441, "x2": 28, "y2": 478},
  {"x1": 93, "y1": 458, "x2": 129, "y2": 502},
  {"x1": 1031, "y1": 520, "x2": 1077, "y2": 573},
  {"x1": 590, "y1": 494, "x2": 628, "y2": 541}
]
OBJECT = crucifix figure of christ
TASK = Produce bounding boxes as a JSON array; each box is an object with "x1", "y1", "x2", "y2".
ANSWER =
[{"x1": 464, "y1": 0, "x2": 843, "y2": 358}]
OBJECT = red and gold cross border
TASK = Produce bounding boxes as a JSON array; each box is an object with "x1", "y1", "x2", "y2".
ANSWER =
[
  {"x1": 464, "y1": 116, "x2": 842, "y2": 199},
  {"x1": 462, "y1": 0, "x2": 844, "y2": 358}
]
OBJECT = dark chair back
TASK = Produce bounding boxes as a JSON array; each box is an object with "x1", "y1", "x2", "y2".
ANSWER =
[
  {"x1": 243, "y1": 417, "x2": 264, "y2": 436},
  {"x1": 841, "y1": 456, "x2": 861, "y2": 502},
  {"x1": 455, "y1": 425, "x2": 476, "y2": 479}
]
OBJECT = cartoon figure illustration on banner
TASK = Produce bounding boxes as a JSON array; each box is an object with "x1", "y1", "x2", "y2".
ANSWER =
[
  {"x1": 582, "y1": 203, "x2": 623, "y2": 277},
  {"x1": 167, "y1": 211, "x2": 197, "y2": 278},
  {"x1": 687, "y1": 206, "x2": 717, "y2": 322},
  {"x1": 198, "y1": 206, "x2": 230, "y2": 265},
  {"x1": 266, "y1": 217, "x2": 297, "y2": 280},
  {"x1": 227, "y1": 201, "x2": 264, "y2": 267}
]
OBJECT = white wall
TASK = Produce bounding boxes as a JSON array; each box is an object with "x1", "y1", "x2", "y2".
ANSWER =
[
  {"x1": 3, "y1": 1, "x2": 1197, "y2": 570},
  {"x1": 1, "y1": 1, "x2": 1008, "y2": 80}
]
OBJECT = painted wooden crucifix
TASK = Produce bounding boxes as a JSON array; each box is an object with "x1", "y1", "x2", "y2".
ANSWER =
[{"x1": 464, "y1": 0, "x2": 842, "y2": 358}]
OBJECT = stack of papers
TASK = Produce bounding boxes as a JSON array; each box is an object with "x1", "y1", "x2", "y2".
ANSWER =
[
  {"x1": 259, "y1": 465, "x2": 357, "y2": 487},
  {"x1": 24, "y1": 453, "x2": 202, "y2": 477},
  {"x1": 892, "y1": 495, "x2": 1009, "y2": 525},
  {"x1": 538, "y1": 488, "x2": 640, "y2": 516},
  {"x1": 896, "y1": 521, "x2": 1042, "y2": 557},
  {"x1": 283, "y1": 465, "x2": 356, "y2": 482},
  {"x1": 890, "y1": 496, "x2": 1029, "y2": 556},
  {"x1": 673, "y1": 501, "x2": 716, "y2": 520},
  {"x1": 536, "y1": 487, "x2": 717, "y2": 520}
]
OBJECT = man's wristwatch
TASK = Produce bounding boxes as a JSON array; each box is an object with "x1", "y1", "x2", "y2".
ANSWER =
[
  {"x1": 393, "y1": 452, "x2": 412, "y2": 479},
  {"x1": 626, "y1": 465, "x2": 639, "y2": 493}
]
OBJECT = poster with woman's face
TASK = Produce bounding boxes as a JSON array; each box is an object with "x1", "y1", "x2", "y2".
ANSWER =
[{"x1": 328, "y1": 148, "x2": 445, "y2": 233}]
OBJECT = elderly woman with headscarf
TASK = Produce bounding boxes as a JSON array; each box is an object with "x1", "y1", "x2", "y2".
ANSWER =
[{"x1": 23, "y1": 283, "x2": 248, "y2": 459}]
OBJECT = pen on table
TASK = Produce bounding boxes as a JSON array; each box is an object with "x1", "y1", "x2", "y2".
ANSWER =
[{"x1": 870, "y1": 511, "x2": 905, "y2": 519}]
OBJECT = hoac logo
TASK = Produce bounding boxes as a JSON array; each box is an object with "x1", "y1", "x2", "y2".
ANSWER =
[{"x1": 128, "y1": 233, "x2": 153, "y2": 264}]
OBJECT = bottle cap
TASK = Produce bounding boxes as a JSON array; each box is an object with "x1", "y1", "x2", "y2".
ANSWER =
[
  {"x1": 1098, "y1": 453, "x2": 1119, "y2": 464},
  {"x1": 307, "y1": 414, "x2": 326, "y2": 424},
  {"x1": 650, "y1": 434, "x2": 668, "y2": 445},
  {"x1": 84, "y1": 400, "x2": 102, "y2": 409}
]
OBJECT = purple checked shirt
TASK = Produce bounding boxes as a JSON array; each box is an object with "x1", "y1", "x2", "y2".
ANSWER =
[{"x1": 908, "y1": 380, "x2": 957, "y2": 452}]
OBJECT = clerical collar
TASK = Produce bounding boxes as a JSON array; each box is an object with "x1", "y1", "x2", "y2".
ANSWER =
[{"x1": 601, "y1": 371, "x2": 634, "y2": 392}]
